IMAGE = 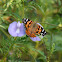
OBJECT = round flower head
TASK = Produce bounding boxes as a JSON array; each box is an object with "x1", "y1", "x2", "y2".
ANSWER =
[{"x1": 8, "y1": 21, "x2": 25, "y2": 37}]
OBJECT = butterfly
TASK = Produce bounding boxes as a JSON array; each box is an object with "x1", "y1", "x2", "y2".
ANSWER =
[{"x1": 22, "y1": 18, "x2": 46, "y2": 38}]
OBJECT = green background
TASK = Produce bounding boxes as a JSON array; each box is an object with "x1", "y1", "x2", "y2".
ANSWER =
[{"x1": 0, "y1": 0, "x2": 62, "y2": 62}]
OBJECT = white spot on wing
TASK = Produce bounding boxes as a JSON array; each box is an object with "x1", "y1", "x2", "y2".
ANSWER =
[
  {"x1": 26, "y1": 19, "x2": 28, "y2": 22},
  {"x1": 42, "y1": 29, "x2": 44, "y2": 32},
  {"x1": 45, "y1": 31, "x2": 46, "y2": 33}
]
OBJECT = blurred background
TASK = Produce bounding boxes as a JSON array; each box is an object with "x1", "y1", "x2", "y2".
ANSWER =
[{"x1": 0, "y1": 0, "x2": 62, "y2": 62}]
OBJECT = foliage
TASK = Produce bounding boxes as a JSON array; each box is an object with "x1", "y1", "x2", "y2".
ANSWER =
[{"x1": 0, "y1": 0, "x2": 62, "y2": 62}]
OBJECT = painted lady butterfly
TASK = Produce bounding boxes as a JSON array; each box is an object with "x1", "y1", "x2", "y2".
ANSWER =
[{"x1": 22, "y1": 18, "x2": 46, "y2": 37}]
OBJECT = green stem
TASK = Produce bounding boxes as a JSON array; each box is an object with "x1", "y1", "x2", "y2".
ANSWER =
[
  {"x1": 40, "y1": 22, "x2": 62, "y2": 28},
  {"x1": 58, "y1": 52, "x2": 62, "y2": 62},
  {"x1": 0, "y1": 25, "x2": 6, "y2": 29},
  {"x1": 0, "y1": 28, "x2": 10, "y2": 39},
  {"x1": 47, "y1": 33, "x2": 53, "y2": 62},
  {"x1": 35, "y1": 41, "x2": 39, "y2": 49},
  {"x1": 22, "y1": 0, "x2": 24, "y2": 18}
]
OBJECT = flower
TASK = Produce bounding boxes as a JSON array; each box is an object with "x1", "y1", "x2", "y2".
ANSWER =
[
  {"x1": 8, "y1": 21, "x2": 25, "y2": 37},
  {"x1": 8, "y1": 21, "x2": 44, "y2": 41}
]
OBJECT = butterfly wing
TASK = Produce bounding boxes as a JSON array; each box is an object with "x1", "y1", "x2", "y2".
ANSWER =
[{"x1": 22, "y1": 18, "x2": 46, "y2": 37}]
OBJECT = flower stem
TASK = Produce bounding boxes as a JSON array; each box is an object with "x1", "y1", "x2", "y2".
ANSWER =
[
  {"x1": 0, "y1": 28, "x2": 10, "y2": 39},
  {"x1": 35, "y1": 41, "x2": 39, "y2": 49}
]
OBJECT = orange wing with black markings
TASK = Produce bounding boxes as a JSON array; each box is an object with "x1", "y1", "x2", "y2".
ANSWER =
[{"x1": 22, "y1": 18, "x2": 46, "y2": 37}]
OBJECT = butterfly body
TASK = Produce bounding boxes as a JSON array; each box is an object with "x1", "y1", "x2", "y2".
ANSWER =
[{"x1": 22, "y1": 18, "x2": 46, "y2": 37}]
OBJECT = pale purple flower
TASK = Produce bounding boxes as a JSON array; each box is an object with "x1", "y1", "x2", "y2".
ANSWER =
[
  {"x1": 8, "y1": 21, "x2": 25, "y2": 37},
  {"x1": 8, "y1": 21, "x2": 44, "y2": 41}
]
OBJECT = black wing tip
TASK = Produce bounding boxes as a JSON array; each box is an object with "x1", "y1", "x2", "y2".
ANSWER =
[{"x1": 42, "y1": 31, "x2": 46, "y2": 36}]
